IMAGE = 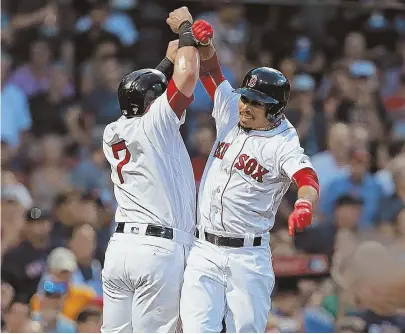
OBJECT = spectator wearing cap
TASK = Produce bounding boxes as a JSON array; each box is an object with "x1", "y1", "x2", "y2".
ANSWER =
[
  {"x1": 311, "y1": 123, "x2": 351, "y2": 194},
  {"x1": 69, "y1": 224, "x2": 103, "y2": 297},
  {"x1": 1, "y1": 178, "x2": 33, "y2": 253},
  {"x1": 285, "y1": 73, "x2": 324, "y2": 156},
  {"x1": 31, "y1": 280, "x2": 76, "y2": 333},
  {"x1": 295, "y1": 195, "x2": 363, "y2": 261},
  {"x1": 1, "y1": 50, "x2": 32, "y2": 150},
  {"x1": 31, "y1": 247, "x2": 96, "y2": 322},
  {"x1": 76, "y1": 309, "x2": 102, "y2": 333},
  {"x1": 319, "y1": 148, "x2": 382, "y2": 229},
  {"x1": 1, "y1": 208, "x2": 52, "y2": 303}
]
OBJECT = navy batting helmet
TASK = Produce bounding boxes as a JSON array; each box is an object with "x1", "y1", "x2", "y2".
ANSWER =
[
  {"x1": 117, "y1": 69, "x2": 168, "y2": 118},
  {"x1": 233, "y1": 67, "x2": 290, "y2": 123}
]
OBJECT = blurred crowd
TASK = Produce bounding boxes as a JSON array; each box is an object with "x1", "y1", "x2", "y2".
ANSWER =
[{"x1": 1, "y1": 0, "x2": 405, "y2": 332}]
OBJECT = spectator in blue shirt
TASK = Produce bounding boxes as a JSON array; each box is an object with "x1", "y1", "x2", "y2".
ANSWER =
[
  {"x1": 1, "y1": 51, "x2": 32, "y2": 149},
  {"x1": 311, "y1": 123, "x2": 350, "y2": 194},
  {"x1": 76, "y1": 0, "x2": 138, "y2": 46},
  {"x1": 319, "y1": 148, "x2": 382, "y2": 229}
]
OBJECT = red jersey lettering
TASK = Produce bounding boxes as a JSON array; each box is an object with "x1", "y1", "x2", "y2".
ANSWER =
[
  {"x1": 235, "y1": 154, "x2": 249, "y2": 170},
  {"x1": 244, "y1": 159, "x2": 257, "y2": 175},
  {"x1": 252, "y1": 165, "x2": 269, "y2": 183},
  {"x1": 214, "y1": 142, "x2": 230, "y2": 160},
  {"x1": 234, "y1": 155, "x2": 269, "y2": 183}
]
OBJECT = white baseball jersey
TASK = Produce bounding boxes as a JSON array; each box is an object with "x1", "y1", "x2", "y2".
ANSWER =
[
  {"x1": 197, "y1": 80, "x2": 314, "y2": 235},
  {"x1": 103, "y1": 86, "x2": 196, "y2": 233}
]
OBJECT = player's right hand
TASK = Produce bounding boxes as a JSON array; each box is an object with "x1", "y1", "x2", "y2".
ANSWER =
[
  {"x1": 192, "y1": 20, "x2": 214, "y2": 46},
  {"x1": 166, "y1": 40, "x2": 179, "y2": 63},
  {"x1": 166, "y1": 7, "x2": 193, "y2": 33}
]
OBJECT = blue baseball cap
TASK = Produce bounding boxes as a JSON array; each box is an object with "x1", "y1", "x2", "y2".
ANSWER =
[
  {"x1": 350, "y1": 60, "x2": 376, "y2": 78},
  {"x1": 42, "y1": 280, "x2": 68, "y2": 296},
  {"x1": 293, "y1": 73, "x2": 315, "y2": 91}
]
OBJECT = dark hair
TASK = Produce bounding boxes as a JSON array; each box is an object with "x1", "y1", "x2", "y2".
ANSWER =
[
  {"x1": 77, "y1": 309, "x2": 101, "y2": 323},
  {"x1": 335, "y1": 195, "x2": 363, "y2": 207}
]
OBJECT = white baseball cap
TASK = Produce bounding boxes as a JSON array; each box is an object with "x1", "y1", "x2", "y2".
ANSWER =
[
  {"x1": 1, "y1": 183, "x2": 33, "y2": 209},
  {"x1": 47, "y1": 247, "x2": 78, "y2": 272}
]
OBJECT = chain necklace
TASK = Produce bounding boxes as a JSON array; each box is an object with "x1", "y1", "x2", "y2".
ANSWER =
[{"x1": 238, "y1": 116, "x2": 284, "y2": 132}]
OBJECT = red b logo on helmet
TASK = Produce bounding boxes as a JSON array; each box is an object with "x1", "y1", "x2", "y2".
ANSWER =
[{"x1": 247, "y1": 75, "x2": 257, "y2": 88}]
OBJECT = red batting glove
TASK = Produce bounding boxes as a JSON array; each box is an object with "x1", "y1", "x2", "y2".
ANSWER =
[
  {"x1": 288, "y1": 199, "x2": 312, "y2": 236},
  {"x1": 192, "y1": 20, "x2": 214, "y2": 46}
]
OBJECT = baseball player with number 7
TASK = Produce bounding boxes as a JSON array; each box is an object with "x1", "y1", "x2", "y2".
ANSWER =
[
  {"x1": 179, "y1": 20, "x2": 320, "y2": 332},
  {"x1": 101, "y1": 7, "x2": 201, "y2": 333}
]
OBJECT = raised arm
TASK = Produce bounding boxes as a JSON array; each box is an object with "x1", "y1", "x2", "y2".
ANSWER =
[
  {"x1": 165, "y1": 7, "x2": 200, "y2": 118},
  {"x1": 192, "y1": 20, "x2": 225, "y2": 101},
  {"x1": 167, "y1": 7, "x2": 199, "y2": 97}
]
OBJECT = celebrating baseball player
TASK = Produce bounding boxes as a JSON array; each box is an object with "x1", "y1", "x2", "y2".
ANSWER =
[
  {"x1": 179, "y1": 20, "x2": 320, "y2": 332},
  {"x1": 101, "y1": 7, "x2": 200, "y2": 333}
]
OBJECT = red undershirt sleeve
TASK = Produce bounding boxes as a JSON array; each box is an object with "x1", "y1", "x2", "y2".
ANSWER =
[
  {"x1": 166, "y1": 79, "x2": 194, "y2": 120},
  {"x1": 291, "y1": 167, "x2": 320, "y2": 196},
  {"x1": 199, "y1": 53, "x2": 226, "y2": 101}
]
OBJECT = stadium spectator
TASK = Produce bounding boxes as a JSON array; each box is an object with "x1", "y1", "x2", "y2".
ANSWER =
[
  {"x1": 0, "y1": 51, "x2": 32, "y2": 150},
  {"x1": 1, "y1": 208, "x2": 52, "y2": 303},
  {"x1": 319, "y1": 148, "x2": 382, "y2": 228},
  {"x1": 69, "y1": 224, "x2": 103, "y2": 297},
  {"x1": 31, "y1": 280, "x2": 76, "y2": 333},
  {"x1": 2, "y1": 1, "x2": 405, "y2": 331},
  {"x1": 31, "y1": 247, "x2": 96, "y2": 322},
  {"x1": 76, "y1": 309, "x2": 102, "y2": 333},
  {"x1": 311, "y1": 123, "x2": 350, "y2": 194},
  {"x1": 2, "y1": 300, "x2": 31, "y2": 333}
]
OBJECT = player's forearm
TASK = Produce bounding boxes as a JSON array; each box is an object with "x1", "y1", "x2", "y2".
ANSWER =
[
  {"x1": 156, "y1": 57, "x2": 174, "y2": 81},
  {"x1": 297, "y1": 185, "x2": 318, "y2": 206},
  {"x1": 292, "y1": 168, "x2": 319, "y2": 206},
  {"x1": 199, "y1": 44, "x2": 225, "y2": 100},
  {"x1": 172, "y1": 22, "x2": 200, "y2": 98}
]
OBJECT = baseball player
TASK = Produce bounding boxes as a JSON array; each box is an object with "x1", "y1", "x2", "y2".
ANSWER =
[
  {"x1": 179, "y1": 20, "x2": 320, "y2": 333},
  {"x1": 101, "y1": 7, "x2": 200, "y2": 332}
]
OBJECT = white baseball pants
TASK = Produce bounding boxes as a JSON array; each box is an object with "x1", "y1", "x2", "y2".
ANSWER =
[
  {"x1": 101, "y1": 228, "x2": 191, "y2": 333},
  {"x1": 180, "y1": 235, "x2": 275, "y2": 333}
]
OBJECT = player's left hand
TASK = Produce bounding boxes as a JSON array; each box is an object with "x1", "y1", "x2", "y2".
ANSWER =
[
  {"x1": 166, "y1": 40, "x2": 179, "y2": 63},
  {"x1": 288, "y1": 199, "x2": 312, "y2": 236}
]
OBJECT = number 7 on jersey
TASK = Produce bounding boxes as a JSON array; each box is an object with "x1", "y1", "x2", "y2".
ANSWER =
[{"x1": 112, "y1": 141, "x2": 131, "y2": 184}]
